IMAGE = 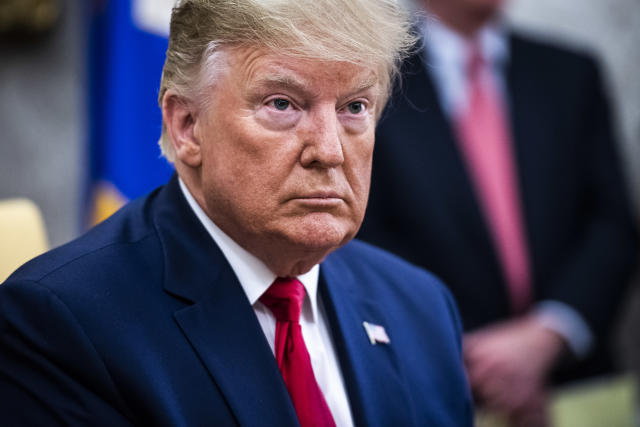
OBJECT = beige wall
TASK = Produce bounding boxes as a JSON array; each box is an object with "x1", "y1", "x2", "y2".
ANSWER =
[{"x1": 0, "y1": 0, "x2": 84, "y2": 248}]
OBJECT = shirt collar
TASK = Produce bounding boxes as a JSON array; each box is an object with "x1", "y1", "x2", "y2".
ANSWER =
[
  {"x1": 178, "y1": 178, "x2": 320, "y2": 320},
  {"x1": 421, "y1": 14, "x2": 509, "y2": 68}
]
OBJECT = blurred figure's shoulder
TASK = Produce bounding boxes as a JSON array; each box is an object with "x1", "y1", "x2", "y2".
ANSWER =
[{"x1": 509, "y1": 29, "x2": 600, "y2": 70}]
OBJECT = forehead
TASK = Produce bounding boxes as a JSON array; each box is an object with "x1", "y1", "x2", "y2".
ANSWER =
[{"x1": 225, "y1": 46, "x2": 381, "y2": 98}]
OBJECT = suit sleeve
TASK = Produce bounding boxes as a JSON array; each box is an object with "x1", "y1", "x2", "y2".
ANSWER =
[
  {"x1": 433, "y1": 279, "x2": 475, "y2": 427},
  {"x1": 0, "y1": 279, "x2": 134, "y2": 426},
  {"x1": 539, "y1": 58, "x2": 638, "y2": 338}
]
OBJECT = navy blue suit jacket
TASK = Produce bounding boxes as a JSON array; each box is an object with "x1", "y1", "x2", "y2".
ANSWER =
[
  {"x1": 0, "y1": 176, "x2": 472, "y2": 426},
  {"x1": 359, "y1": 33, "x2": 638, "y2": 380}
]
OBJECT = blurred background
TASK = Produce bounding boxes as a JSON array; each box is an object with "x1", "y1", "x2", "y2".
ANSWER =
[
  {"x1": 0, "y1": 0, "x2": 638, "y2": 248},
  {"x1": 0, "y1": 0, "x2": 639, "y2": 423}
]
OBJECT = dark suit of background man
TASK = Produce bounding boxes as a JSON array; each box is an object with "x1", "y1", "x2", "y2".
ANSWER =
[
  {"x1": 0, "y1": 0, "x2": 473, "y2": 425},
  {"x1": 359, "y1": 0, "x2": 638, "y2": 424}
]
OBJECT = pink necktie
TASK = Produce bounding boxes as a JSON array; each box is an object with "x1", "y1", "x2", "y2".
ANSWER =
[
  {"x1": 260, "y1": 278, "x2": 336, "y2": 427},
  {"x1": 455, "y1": 44, "x2": 532, "y2": 314}
]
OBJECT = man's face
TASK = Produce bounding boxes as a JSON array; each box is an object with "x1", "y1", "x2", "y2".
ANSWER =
[
  {"x1": 425, "y1": 0, "x2": 505, "y2": 24},
  {"x1": 452, "y1": 0, "x2": 505, "y2": 19},
  {"x1": 193, "y1": 46, "x2": 381, "y2": 269}
]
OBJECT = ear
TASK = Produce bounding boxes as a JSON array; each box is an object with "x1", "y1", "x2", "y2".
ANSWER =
[{"x1": 162, "y1": 91, "x2": 202, "y2": 168}]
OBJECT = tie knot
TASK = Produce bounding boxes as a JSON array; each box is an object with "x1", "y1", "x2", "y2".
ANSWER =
[
  {"x1": 260, "y1": 277, "x2": 305, "y2": 323},
  {"x1": 465, "y1": 42, "x2": 486, "y2": 80}
]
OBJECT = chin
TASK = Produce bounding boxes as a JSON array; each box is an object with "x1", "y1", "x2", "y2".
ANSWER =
[{"x1": 284, "y1": 215, "x2": 356, "y2": 252}]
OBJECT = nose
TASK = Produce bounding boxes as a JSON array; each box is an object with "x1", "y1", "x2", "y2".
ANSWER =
[{"x1": 299, "y1": 106, "x2": 344, "y2": 169}]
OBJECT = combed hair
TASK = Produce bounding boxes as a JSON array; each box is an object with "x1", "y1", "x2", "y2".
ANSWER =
[{"x1": 158, "y1": 0, "x2": 416, "y2": 161}]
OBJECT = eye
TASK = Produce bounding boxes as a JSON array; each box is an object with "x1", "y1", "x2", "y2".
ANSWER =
[
  {"x1": 272, "y1": 98, "x2": 290, "y2": 111},
  {"x1": 347, "y1": 101, "x2": 365, "y2": 114}
]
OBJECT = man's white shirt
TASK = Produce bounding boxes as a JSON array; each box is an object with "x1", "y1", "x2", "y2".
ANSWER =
[{"x1": 179, "y1": 178, "x2": 354, "y2": 427}]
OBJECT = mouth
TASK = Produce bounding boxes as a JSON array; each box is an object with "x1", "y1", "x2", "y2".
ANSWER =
[
  {"x1": 289, "y1": 191, "x2": 344, "y2": 208},
  {"x1": 297, "y1": 191, "x2": 342, "y2": 200}
]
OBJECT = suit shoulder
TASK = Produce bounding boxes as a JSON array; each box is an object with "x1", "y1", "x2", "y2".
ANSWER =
[
  {"x1": 510, "y1": 30, "x2": 600, "y2": 70},
  {"x1": 5, "y1": 190, "x2": 161, "y2": 286},
  {"x1": 333, "y1": 238, "x2": 427, "y2": 271},
  {"x1": 330, "y1": 239, "x2": 453, "y2": 300}
]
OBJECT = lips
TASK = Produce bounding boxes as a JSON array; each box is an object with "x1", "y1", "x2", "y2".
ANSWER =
[
  {"x1": 297, "y1": 191, "x2": 342, "y2": 199},
  {"x1": 286, "y1": 190, "x2": 345, "y2": 208}
]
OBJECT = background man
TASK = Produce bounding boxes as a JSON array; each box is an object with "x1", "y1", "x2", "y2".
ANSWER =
[
  {"x1": 0, "y1": 0, "x2": 472, "y2": 425},
  {"x1": 359, "y1": 0, "x2": 638, "y2": 424}
]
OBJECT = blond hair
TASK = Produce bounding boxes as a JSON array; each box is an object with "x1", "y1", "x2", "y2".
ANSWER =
[{"x1": 158, "y1": 0, "x2": 416, "y2": 161}]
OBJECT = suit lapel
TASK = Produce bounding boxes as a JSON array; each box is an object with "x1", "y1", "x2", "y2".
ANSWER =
[
  {"x1": 172, "y1": 267, "x2": 299, "y2": 427},
  {"x1": 506, "y1": 34, "x2": 547, "y2": 282},
  {"x1": 319, "y1": 255, "x2": 416, "y2": 427},
  {"x1": 155, "y1": 177, "x2": 299, "y2": 427}
]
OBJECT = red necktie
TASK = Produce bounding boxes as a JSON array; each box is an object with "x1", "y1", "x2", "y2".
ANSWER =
[
  {"x1": 260, "y1": 278, "x2": 336, "y2": 427},
  {"x1": 455, "y1": 44, "x2": 533, "y2": 314}
]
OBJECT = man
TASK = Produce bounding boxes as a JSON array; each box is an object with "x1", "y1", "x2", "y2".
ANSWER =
[
  {"x1": 358, "y1": 0, "x2": 638, "y2": 424},
  {"x1": 0, "y1": 0, "x2": 473, "y2": 425}
]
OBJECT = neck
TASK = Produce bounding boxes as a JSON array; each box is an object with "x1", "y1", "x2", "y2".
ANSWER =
[{"x1": 255, "y1": 245, "x2": 329, "y2": 278}]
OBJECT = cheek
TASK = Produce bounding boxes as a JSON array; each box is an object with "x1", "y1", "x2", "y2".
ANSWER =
[
  {"x1": 199, "y1": 125, "x2": 261, "y2": 204},
  {"x1": 345, "y1": 135, "x2": 374, "y2": 204},
  {"x1": 204, "y1": 132, "x2": 291, "y2": 210},
  {"x1": 352, "y1": 129, "x2": 375, "y2": 170}
]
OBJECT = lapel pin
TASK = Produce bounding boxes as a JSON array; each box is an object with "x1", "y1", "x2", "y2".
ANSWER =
[{"x1": 363, "y1": 321, "x2": 390, "y2": 345}]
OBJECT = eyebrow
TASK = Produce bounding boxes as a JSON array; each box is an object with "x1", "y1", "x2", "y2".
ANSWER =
[
  {"x1": 253, "y1": 73, "x2": 379, "y2": 99},
  {"x1": 352, "y1": 75, "x2": 379, "y2": 93},
  {"x1": 253, "y1": 74, "x2": 311, "y2": 97}
]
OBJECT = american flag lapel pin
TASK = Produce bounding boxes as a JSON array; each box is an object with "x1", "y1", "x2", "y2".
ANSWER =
[{"x1": 363, "y1": 321, "x2": 390, "y2": 345}]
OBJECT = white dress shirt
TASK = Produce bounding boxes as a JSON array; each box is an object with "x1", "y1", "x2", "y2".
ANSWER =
[
  {"x1": 178, "y1": 179, "x2": 354, "y2": 427},
  {"x1": 421, "y1": 17, "x2": 593, "y2": 357}
]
